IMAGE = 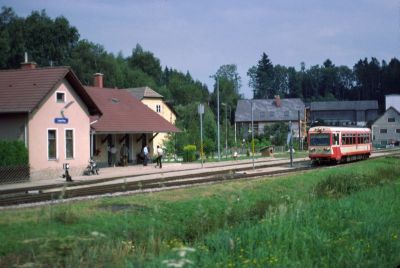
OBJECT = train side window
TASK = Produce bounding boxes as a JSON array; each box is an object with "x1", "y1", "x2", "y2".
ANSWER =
[
  {"x1": 353, "y1": 134, "x2": 356, "y2": 144},
  {"x1": 342, "y1": 135, "x2": 346, "y2": 145}
]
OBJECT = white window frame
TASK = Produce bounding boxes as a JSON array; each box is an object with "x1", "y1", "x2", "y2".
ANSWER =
[
  {"x1": 156, "y1": 104, "x2": 162, "y2": 113},
  {"x1": 65, "y1": 128, "x2": 75, "y2": 159},
  {"x1": 55, "y1": 91, "x2": 66, "y2": 103},
  {"x1": 47, "y1": 128, "x2": 58, "y2": 160}
]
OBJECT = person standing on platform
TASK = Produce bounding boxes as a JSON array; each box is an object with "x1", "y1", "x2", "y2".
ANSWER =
[
  {"x1": 143, "y1": 145, "x2": 149, "y2": 166},
  {"x1": 155, "y1": 145, "x2": 163, "y2": 168}
]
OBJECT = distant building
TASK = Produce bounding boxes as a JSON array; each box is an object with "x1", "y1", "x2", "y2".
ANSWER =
[
  {"x1": 235, "y1": 96, "x2": 306, "y2": 141},
  {"x1": 385, "y1": 94, "x2": 400, "y2": 111},
  {"x1": 310, "y1": 100, "x2": 379, "y2": 127},
  {"x1": 125, "y1": 86, "x2": 177, "y2": 153},
  {"x1": 371, "y1": 106, "x2": 400, "y2": 147}
]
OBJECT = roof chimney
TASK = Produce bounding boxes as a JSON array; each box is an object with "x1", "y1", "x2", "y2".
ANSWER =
[
  {"x1": 20, "y1": 52, "x2": 37, "y2": 69},
  {"x1": 274, "y1": 95, "x2": 281, "y2": 107},
  {"x1": 93, "y1": 73, "x2": 104, "y2": 88}
]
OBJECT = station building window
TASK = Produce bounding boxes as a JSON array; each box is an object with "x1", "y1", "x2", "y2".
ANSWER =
[
  {"x1": 65, "y1": 129, "x2": 74, "y2": 159},
  {"x1": 48, "y1": 129, "x2": 57, "y2": 160},
  {"x1": 56, "y1": 92, "x2": 65, "y2": 103}
]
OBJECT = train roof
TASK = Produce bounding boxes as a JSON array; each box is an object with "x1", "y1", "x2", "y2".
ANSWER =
[{"x1": 309, "y1": 126, "x2": 371, "y2": 133}]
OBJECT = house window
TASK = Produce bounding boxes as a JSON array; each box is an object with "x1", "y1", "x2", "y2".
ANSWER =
[
  {"x1": 396, "y1": 129, "x2": 400, "y2": 134},
  {"x1": 156, "y1": 104, "x2": 161, "y2": 113},
  {"x1": 269, "y1": 111, "x2": 275, "y2": 117},
  {"x1": 260, "y1": 112, "x2": 265, "y2": 119},
  {"x1": 65, "y1": 129, "x2": 74, "y2": 159},
  {"x1": 284, "y1": 111, "x2": 289, "y2": 117},
  {"x1": 48, "y1": 129, "x2": 57, "y2": 160},
  {"x1": 388, "y1": 117, "x2": 395, "y2": 122},
  {"x1": 56, "y1": 92, "x2": 65, "y2": 103},
  {"x1": 380, "y1": 129, "x2": 387, "y2": 134}
]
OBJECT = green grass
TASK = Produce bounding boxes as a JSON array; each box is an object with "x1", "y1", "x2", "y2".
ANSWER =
[{"x1": 0, "y1": 157, "x2": 399, "y2": 267}]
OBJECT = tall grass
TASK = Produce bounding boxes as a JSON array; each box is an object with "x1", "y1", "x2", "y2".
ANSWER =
[{"x1": 0, "y1": 157, "x2": 399, "y2": 267}]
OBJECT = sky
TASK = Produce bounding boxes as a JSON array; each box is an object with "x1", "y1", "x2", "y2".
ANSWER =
[{"x1": 2, "y1": 0, "x2": 400, "y2": 98}]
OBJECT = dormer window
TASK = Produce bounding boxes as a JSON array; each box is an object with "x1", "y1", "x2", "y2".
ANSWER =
[{"x1": 56, "y1": 92, "x2": 65, "y2": 103}]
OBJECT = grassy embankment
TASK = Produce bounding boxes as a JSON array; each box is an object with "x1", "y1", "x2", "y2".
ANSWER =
[{"x1": 0, "y1": 157, "x2": 399, "y2": 267}]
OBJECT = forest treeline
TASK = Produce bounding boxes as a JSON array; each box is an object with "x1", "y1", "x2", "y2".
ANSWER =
[{"x1": 1, "y1": 7, "x2": 399, "y2": 152}]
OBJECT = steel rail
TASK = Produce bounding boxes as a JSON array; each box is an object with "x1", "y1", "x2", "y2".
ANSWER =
[{"x1": 0, "y1": 150, "x2": 399, "y2": 207}]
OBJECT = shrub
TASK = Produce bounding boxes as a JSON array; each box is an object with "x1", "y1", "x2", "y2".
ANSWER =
[
  {"x1": 0, "y1": 140, "x2": 28, "y2": 167},
  {"x1": 183, "y1": 145, "x2": 197, "y2": 162},
  {"x1": 313, "y1": 165, "x2": 400, "y2": 198}
]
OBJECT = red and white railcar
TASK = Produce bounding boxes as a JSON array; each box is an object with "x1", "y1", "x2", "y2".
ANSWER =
[{"x1": 308, "y1": 126, "x2": 371, "y2": 164}]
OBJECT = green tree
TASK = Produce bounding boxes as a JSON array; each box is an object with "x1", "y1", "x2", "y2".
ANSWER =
[
  {"x1": 127, "y1": 44, "x2": 162, "y2": 84},
  {"x1": 264, "y1": 122, "x2": 288, "y2": 146},
  {"x1": 248, "y1": 53, "x2": 274, "y2": 99}
]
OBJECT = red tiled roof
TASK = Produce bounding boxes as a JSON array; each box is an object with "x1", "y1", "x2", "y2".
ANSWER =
[
  {"x1": 0, "y1": 67, "x2": 101, "y2": 115},
  {"x1": 85, "y1": 86, "x2": 180, "y2": 133}
]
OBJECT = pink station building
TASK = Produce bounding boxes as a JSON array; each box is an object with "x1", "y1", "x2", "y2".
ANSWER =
[{"x1": 0, "y1": 62, "x2": 179, "y2": 181}]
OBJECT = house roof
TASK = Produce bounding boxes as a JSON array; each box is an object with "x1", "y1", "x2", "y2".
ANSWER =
[
  {"x1": 0, "y1": 66, "x2": 101, "y2": 115},
  {"x1": 125, "y1": 86, "x2": 163, "y2": 100},
  {"x1": 371, "y1": 106, "x2": 400, "y2": 126},
  {"x1": 235, "y1": 98, "x2": 305, "y2": 122},
  {"x1": 85, "y1": 86, "x2": 180, "y2": 133},
  {"x1": 310, "y1": 100, "x2": 378, "y2": 111}
]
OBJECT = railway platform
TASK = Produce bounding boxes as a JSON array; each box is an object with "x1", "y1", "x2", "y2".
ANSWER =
[{"x1": 0, "y1": 156, "x2": 303, "y2": 193}]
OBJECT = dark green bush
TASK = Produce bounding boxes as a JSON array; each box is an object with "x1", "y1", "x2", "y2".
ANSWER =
[
  {"x1": 183, "y1": 144, "x2": 197, "y2": 162},
  {"x1": 313, "y1": 165, "x2": 400, "y2": 198},
  {"x1": 0, "y1": 140, "x2": 28, "y2": 167}
]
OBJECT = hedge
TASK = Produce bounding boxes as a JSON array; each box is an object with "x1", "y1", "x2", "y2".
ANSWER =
[{"x1": 0, "y1": 140, "x2": 29, "y2": 167}]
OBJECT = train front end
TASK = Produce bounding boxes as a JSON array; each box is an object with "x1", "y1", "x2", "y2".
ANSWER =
[{"x1": 308, "y1": 127, "x2": 337, "y2": 163}]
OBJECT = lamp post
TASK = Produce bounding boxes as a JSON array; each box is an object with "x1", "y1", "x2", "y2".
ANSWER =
[
  {"x1": 217, "y1": 79, "x2": 220, "y2": 161},
  {"x1": 210, "y1": 75, "x2": 221, "y2": 161},
  {"x1": 251, "y1": 100, "x2": 255, "y2": 169},
  {"x1": 198, "y1": 104, "x2": 204, "y2": 168},
  {"x1": 222, "y1": 103, "x2": 230, "y2": 159}
]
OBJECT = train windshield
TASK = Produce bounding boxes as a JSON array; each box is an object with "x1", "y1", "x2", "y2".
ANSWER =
[{"x1": 310, "y1": 133, "x2": 331, "y2": 146}]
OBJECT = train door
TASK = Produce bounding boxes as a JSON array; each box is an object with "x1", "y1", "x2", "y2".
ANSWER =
[
  {"x1": 332, "y1": 132, "x2": 341, "y2": 161},
  {"x1": 332, "y1": 132, "x2": 340, "y2": 146}
]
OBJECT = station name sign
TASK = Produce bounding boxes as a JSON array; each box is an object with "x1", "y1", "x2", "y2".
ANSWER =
[{"x1": 54, "y1": 117, "x2": 69, "y2": 124}]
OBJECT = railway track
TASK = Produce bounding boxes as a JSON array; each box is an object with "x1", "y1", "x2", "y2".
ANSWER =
[{"x1": 1, "y1": 149, "x2": 399, "y2": 207}]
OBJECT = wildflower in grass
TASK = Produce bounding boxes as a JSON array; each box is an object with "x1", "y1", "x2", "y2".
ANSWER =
[
  {"x1": 162, "y1": 246, "x2": 195, "y2": 267},
  {"x1": 268, "y1": 256, "x2": 279, "y2": 264},
  {"x1": 392, "y1": 233, "x2": 398, "y2": 240},
  {"x1": 90, "y1": 231, "x2": 106, "y2": 238},
  {"x1": 229, "y1": 238, "x2": 235, "y2": 250},
  {"x1": 121, "y1": 240, "x2": 135, "y2": 253},
  {"x1": 165, "y1": 238, "x2": 184, "y2": 249}
]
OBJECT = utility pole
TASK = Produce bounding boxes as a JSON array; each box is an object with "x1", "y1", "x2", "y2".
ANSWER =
[
  {"x1": 289, "y1": 121, "x2": 293, "y2": 167},
  {"x1": 298, "y1": 110, "x2": 301, "y2": 151},
  {"x1": 217, "y1": 79, "x2": 220, "y2": 161},
  {"x1": 198, "y1": 104, "x2": 204, "y2": 168},
  {"x1": 251, "y1": 100, "x2": 255, "y2": 169}
]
